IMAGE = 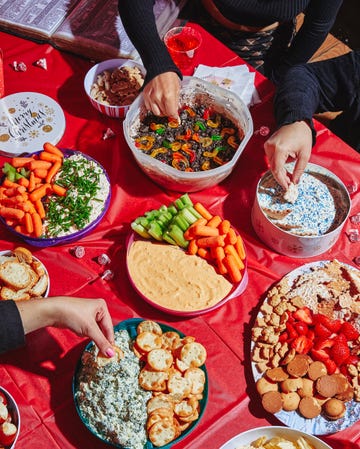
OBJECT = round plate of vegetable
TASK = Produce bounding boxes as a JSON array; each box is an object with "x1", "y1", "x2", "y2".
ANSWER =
[
  {"x1": 126, "y1": 194, "x2": 248, "y2": 316},
  {"x1": 0, "y1": 144, "x2": 111, "y2": 247}
]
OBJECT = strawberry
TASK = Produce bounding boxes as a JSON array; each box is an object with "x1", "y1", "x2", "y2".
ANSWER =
[
  {"x1": 340, "y1": 321, "x2": 360, "y2": 341},
  {"x1": 294, "y1": 322, "x2": 308, "y2": 336},
  {"x1": 279, "y1": 332, "x2": 289, "y2": 343},
  {"x1": 310, "y1": 348, "x2": 330, "y2": 363},
  {"x1": 291, "y1": 335, "x2": 313, "y2": 354},
  {"x1": 286, "y1": 322, "x2": 298, "y2": 340},
  {"x1": 314, "y1": 337, "x2": 334, "y2": 351},
  {"x1": 314, "y1": 322, "x2": 332, "y2": 338},
  {"x1": 313, "y1": 314, "x2": 342, "y2": 333},
  {"x1": 292, "y1": 307, "x2": 313, "y2": 325},
  {"x1": 344, "y1": 354, "x2": 359, "y2": 366},
  {"x1": 323, "y1": 358, "x2": 337, "y2": 375},
  {"x1": 331, "y1": 342, "x2": 350, "y2": 366}
]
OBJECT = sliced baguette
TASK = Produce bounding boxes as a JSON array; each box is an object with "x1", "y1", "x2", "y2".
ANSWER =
[
  {"x1": 30, "y1": 274, "x2": 49, "y2": 297},
  {"x1": 0, "y1": 261, "x2": 34, "y2": 289},
  {"x1": 0, "y1": 286, "x2": 31, "y2": 301}
]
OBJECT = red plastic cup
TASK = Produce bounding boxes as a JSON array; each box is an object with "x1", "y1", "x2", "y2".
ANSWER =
[
  {"x1": 0, "y1": 49, "x2": 4, "y2": 98},
  {"x1": 164, "y1": 26, "x2": 202, "y2": 75}
]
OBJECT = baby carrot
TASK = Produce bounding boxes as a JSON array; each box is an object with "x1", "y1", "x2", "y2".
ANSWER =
[
  {"x1": 39, "y1": 151, "x2": 62, "y2": 163},
  {"x1": 29, "y1": 160, "x2": 52, "y2": 171},
  {"x1": 183, "y1": 218, "x2": 208, "y2": 240},
  {"x1": 190, "y1": 224, "x2": 219, "y2": 237},
  {"x1": 187, "y1": 239, "x2": 198, "y2": 255},
  {"x1": 45, "y1": 160, "x2": 62, "y2": 184},
  {"x1": 2, "y1": 179, "x2": 19, "y2": 188},
  {"x1": 31, "y1": 212, "x2": 43, "y2": 237},
  {"x1": 219, "y1": 219, "x2": 231, "y2": 235},
  {"x1": 33, "y1": 168, "x2": 48, "y2": 179},
  {"x1": 207, "y1": 215, "x2": 222, "y2": 228},
  {"x1": 213, "y1": 246, "x2": 227, "y2": 275},
  {"x1": 35, "y1": 200, "x2": 46, "y2": 219},
  {"x1": 10, "y1": 157, "x2": 33, "y2": 168},
  {"x1": 17, "y1": 177, "x2": 30, "y2": 188},
  {"x1": 24, "y1": 212, "x2": 34, "y2": 234},
  {"x1": 51, "y1": 183, "x2": 66, "y2": 197},
  {"x1": 4, "y1": 186, "x2": 26, "y2": 196},
  {"x1": 194, "y1": 202, "x2": 213, "y2": 220},
  {"x1": 235, "y1": 235, "x2": 246, "y2": 260},
  {"x1": 196, "y1": 235, "x2": 225, "y2": 248},
  {"x1": 29, "y1": 183, "x2": 51, "y2": 202},
  {"x1": 43, "y1": 142, "x2": 64, "y2": 158},
  {"x1": 28, "y1": 171, "x2": 36, "y2": 192},
  {"x1": 223, "y1": 254, "x2": 242, "y2": 283},
  {"x1": 197, "y1": 247, "x2": 211, "y2": 260},
  {"x1": 0, "y1": 206, "x2": 25, "y2": 221},
  {"x1": 225, "y1": 227, "x2": 237, "y2": 245},
  {"x1": 224, "y1": 244, "x2": 244, "y2": 270}
]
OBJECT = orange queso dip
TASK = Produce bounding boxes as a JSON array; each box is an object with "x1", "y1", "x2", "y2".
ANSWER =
[{"x1": 127, "y1": 240, "x2": 232, "y2": 312}]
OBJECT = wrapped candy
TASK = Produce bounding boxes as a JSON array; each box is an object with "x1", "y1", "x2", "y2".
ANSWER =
[
  {"x1": 12, "y1": 61, "x2": 27, "y2": 72},
  {"x1": 34, "y1": 58, "x2": 47, "y2": 70},
  {"x1": 347, "y1": 229, "x2": 360, "y2": 243},
  {"x1": 71, "y1": 246, "x2": 85, "y2": 258},
  {"x1": 102, "y1": 127, "x2": 116, "y2": 140},
  {"x1": 97, "y1": 253, "x2": 111, "y2": 265},
  {"x1": 100, "y1": 269, "x2": 114, "y2": 281},
  {"x1": 350, "y1": 213, "x2": 360, "y2": 224}
]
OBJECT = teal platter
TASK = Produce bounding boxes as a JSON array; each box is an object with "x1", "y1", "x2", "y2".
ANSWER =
[{"x1": 73, "y1": 318, "x2": 208, "y2": 448}]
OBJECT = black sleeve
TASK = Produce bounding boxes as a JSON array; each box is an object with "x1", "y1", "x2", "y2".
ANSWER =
[
  {"x1": 118, "y1": 0, "x2": 182, "y2": 84},
  {"x1": 284, "y1": 0, "x2": 343, "y2": 67},
  {"x1": 273, "y1": 64, "x2": 320, "y2": 145},
  {"x1": 0, "y1": 300, "x2": 25, "y2": 354}
]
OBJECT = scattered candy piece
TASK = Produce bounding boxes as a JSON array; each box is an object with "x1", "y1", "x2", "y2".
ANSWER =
[
  {"x1": 259, "y1": 126, "x2": 270, "y2": 136},
  {"x1": 347, "y1": 229, "x2": 360, "y2": 243},
  {"x1": 350, "y1": 213, "x2": 360, "y2": 224},
  {"x1": 12, "y1": 61, "x2": 27, "y2": 72},
  {"x1": 346, "y1": 183, "x2": 358, "y2": 195},
  {"x1": 353, "y1": 256, "x2": 360, "y2": 266},
  {"x1": 100, "y1": 269, "x2": 114, "y2": 280},
  {"x1": 71, "y1": 246, "x2": 85, "y2": 258},
  {"x1": 34, "y1": 58, "x2": 47, "y2": 70},
  {"x1": 102, "y1": 128, "x2": 116, "y2": 140},
  {"x1": 97, "y1": 253, "x2": 111, "y2": 265}
]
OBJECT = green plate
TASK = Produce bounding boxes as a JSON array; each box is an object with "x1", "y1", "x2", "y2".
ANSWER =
[{"x1": 73, "y1": 318, "x2": 208, "y2": 448}]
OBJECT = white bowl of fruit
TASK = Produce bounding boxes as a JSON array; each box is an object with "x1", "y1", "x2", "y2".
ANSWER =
[{"x1": 0, "y1": 387, "x2": 20, "y2": 449}]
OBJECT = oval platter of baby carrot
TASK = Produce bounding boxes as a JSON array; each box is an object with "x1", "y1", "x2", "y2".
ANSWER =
[
  {"x1": 127, "y1": 193, "x2": 248, "y2": 316},
  {"x1": 0, "y1": 142, "x2": 111, "y2": 247}
]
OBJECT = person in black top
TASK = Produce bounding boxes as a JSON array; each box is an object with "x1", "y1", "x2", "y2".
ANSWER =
[
  {"x1": 0, "y1": 296, "x2": 115, "y2": 355},
  {"x1": 264, "y1": 50, "x2": 360, "y2": 190},
  {"x1": 119, "y1": 0, "x2": 343, "y2": 118}
]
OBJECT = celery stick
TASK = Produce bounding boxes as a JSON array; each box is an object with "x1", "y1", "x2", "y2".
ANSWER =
[
  {"x1": 163, "y1": 231, "x2": 177, "y2": 245},
  {"x1": 131, "y1": 222, "x2": 151, "y2": 239},
  {"x1": 148, "y1": 221, "x2": 164, "y2": 241},
  {"x1": 167, "y1": 205, "x2": 178, "y2": 216},
  {"x1": 168, "y1": 224, "x2": 189, "y2": 248},
  {"x1": 179, "y1": 207, "x2": 198, "y2": 225},
  {"x1": 172, "y1": 214, "x2": 189, "y2": 232},
  {"x1": 179, "y1": 193, "x2": 193, "y2": 207}
]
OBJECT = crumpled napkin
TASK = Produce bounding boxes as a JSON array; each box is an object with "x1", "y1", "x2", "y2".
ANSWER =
[{"x1": 193, "y1": 64, "x2": 261, "y2": 107}]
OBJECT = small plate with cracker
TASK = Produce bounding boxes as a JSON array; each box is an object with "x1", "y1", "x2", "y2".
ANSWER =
[
  {"x1": 250, "y1": 260, "x2": 360, "y2": 435},
  {"x1": 0, "y1": 247, "x2": 49, "y2": 300},
  {"x1": 73, "y1": 318, "x2": 208, "y2": 449}
]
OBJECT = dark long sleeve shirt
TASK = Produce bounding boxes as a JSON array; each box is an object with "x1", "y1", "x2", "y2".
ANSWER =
[
  {"x1": 0, "y1": 300, "x2": 25, "y2": 354},
  {"x1": 274, "y1": 50, "x2": 360, "y2": 148},
  {"x1": 119, "y1": 0, "x2": 343, "y2": 82}
]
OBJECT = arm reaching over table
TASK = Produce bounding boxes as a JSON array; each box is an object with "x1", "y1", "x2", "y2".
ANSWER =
[
  {"x1": 265, "y1": 51, "x2": 360, "y2": 190},
  {"x1": 0, "y1": 297, "x2": 115, "y2": 356},
  {"x1": 119, "y1": 0, "x2": 182, "y2": 120}
]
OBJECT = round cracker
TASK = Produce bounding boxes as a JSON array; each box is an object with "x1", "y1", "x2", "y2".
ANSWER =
[
  {"x1": 147, "y1": 348, "x2": 173, "y2": 371},
  {"x1": 148, "y1": 419, "x2": 177, "y2": 447},
  {"x1": 180, "y1": 342, "x2": 207, "y2": 368},
  {"x1": 184, "y1": 367, "x2": 206, "y2": 395},
  {"x1": 137, "y1": 320, "x2": 163, "y2": 336},
  {"x1": 136, "y1": 331, "x2": 162, "y2": 352}
]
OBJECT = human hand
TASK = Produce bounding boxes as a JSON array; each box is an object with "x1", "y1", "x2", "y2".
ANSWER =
[
  {"x1": 17, "y1": 296, "x2": 115, "y2": 357},
  {"x1": 143, "y1": 72, "x2": 181, "y2": 120},
  {"x1": 264, "y1": 121, "x2": 313, "y2": 190}
]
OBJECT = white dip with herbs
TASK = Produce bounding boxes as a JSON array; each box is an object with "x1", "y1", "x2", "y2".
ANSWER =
[
  {"x1": 43, "y1": 153, "x2": 110, "y2": 237},
  {"x1": 75, "y1": 330, "x2": 151, "y2": 449}
]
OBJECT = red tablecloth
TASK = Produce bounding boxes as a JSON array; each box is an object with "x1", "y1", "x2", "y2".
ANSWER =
[{"x1": 0, "y1": 23, "x2": 359, "y2": 449}]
